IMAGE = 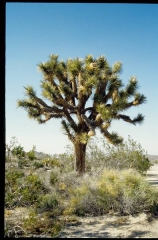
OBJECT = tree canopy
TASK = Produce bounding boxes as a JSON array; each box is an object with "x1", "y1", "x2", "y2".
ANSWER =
[{"x1": 17, "y1": 54, "x2": 146, "y2": 173}]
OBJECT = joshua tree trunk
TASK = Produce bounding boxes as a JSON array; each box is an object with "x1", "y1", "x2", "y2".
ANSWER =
[{"x1": 74, "y1": 141, "x2": 87, "y2": 173}]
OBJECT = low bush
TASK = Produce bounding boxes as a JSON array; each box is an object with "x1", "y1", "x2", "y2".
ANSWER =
[
  {"x1": 5, "y1": 136, "x2": 158, "y2": 238},
  {"x1": 36, "y1": 192, "x2": 62, "y2": 216},
  {"x1": 49, "y1": 170, "x2": 59, "y2": 186},
  {"x1": 86, "y1": 136, "x2": 152, "y2": 174},
  {"x1": 42, "y1": 158, "x2": 61, "y2": 168},
  {"x1": 19, "y1": 174, "x2": 48, "y2": 206},
  {"x1": 64, "y1": 169, "x2": 158, "y2": 216},
  {"x1": 5, "y1": 167, "x2": 24, "y2": 185},
  {"x1": 5, "y1": 167, "x2": 25, "y2": 208},
  {"x1": 22, "y1": 208, "x2": 63, "y2": 237},
  {"x1": 97, "y1": 169, "x2": 158, "y2": 215},
  {"x1": 5, "y1": 170, "x2": 48, "y2": 208},
  {"x1": 11, "y1": 145, "x2": 25, "y2": 159},
  {"x1": 26, "y1": 145, "x2": 37, "y2": 161},
  {"x1": 33, "y1": 161, "x2": 44, "y2": 169},
  {"x1": 18, "y1": 159, "x2": 30, "y2": 168}
]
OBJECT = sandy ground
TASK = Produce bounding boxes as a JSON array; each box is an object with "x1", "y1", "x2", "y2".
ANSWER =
[
  {"x1": 58, "y1": 164, "x2": 158, "y2": 238},
  {"x1": 145, "y1": 164, "x2": 158, "y2": 188},
  {"x1": 58, "y1": 213, "x2": 158, "y2": 238}
]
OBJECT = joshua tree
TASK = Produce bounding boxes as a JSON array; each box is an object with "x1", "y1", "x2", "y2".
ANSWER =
[{"x1": 17, "y1": 54, "x2": 146, "y2": 173}]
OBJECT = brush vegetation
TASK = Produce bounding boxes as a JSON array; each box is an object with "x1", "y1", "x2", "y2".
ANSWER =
[{"x1": 5, "y1": 136, "x2": 157, "y2": 237}]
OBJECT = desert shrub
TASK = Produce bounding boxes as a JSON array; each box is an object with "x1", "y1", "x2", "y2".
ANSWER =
[
  {"x1": 21, "y1": 208, "x2": 63, "y2": 238},
  {"x1": 55, "y1": 171, "x2": 81, "y2": 200},
  {"x1": 36, "y1": 192, "x2": 62, "y2": 216},
  {"x1": 5, "y1": 167, "x2": 24, "y2": 185},
  {"x1": 64, "y1": 184, "x2": 105, "y2": 216},
  {"x1": 57, "y1": 148, "x2": 74, "y2": 172},
  {"x1": 4, "y1": 223, "x2": 27, "y2": 238},
  {"x1": 11, "y1": 145, "x2": 25, "y2": 159},
  {"x1": 19, "y1": 174, "x2": 48, "y2": 206},
  {"x1": 18, "y1": 158, "x2": 30, "y2": 168},
  {"x1": 5, "y1": 169, "x2": 48, "y2": 208},
  {"x1": 96, "y1": 169, "x2": 158, "y2": 215},
  {"x1": 86, "y1": 135, "x2": 152, "y2": 174},
  {"x1": 5, "y1": 167, "x2": 25, "y2": 208},
  {"x1": 50, "y1": 170, "x2": 59, "y2": 185},
  {"x1": 27, "y1": 145, "x2": 36, "y2": 161},
  {"x1": 64, "y1": 169, "x2": 158, "y2": 216},
  {"x1": 63, "y1": 172, "x2": 111, "y2": 216},
  {"x1": 5, "y1": 155, "x2": 12, "y2": 162},
  {"x1": 27, "y1": 151, "x2": 36, "y2": 161},
  {"x1": 48, "y1": 163, "x2": 76, "y2": 189},
  {"x1": 42, "y1": 158, "x2": 61, "y2": 168},
  {"x1": 33, "y1": 160, "x2": 44, "y2": 169}
]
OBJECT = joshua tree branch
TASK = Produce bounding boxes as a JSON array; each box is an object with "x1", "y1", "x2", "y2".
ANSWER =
[
  {"x1": 116, "y1": 114, "x2": 135, "y2": 124},
  {"x1": 63, "y1": 109, "x2": 77, "y2": 126}
]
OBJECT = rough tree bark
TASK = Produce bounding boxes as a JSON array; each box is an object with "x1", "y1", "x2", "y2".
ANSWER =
[{"x1": 74, "y1": 141, "x2": 87, "y2": 173}]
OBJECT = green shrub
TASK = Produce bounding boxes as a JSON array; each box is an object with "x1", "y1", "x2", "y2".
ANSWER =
[
  {"x1": 64, "y1": 169, "x2": 158, "y2": 216},
  {"x1": 86, "y1": 136, "x2": 152, "y2": 174},
  {"x1": 11, "y1": 145, "x2": 25, "y2": 159},
  {"x1": 49, "y1": 170, "x2": 81, "y2": 199},
  {"x1": 18, "y1": 158, "x2": 30, "y2": 168},
  {"x1": 65, "y1": 184, "x2": 104, "y2": 216},
  {"x1": 42, "y1": 158, "x2": 61, "y2": 168},
  {"x1": 19, "y1": 174, "x2": 47, "y2": 206},
  {"x1": 5, "y1": 168, "x2": 25, "y2": 208},
  {"x1": 36, "y1": 193, "x2": 62, "y2": 216},
  {"x1": 22, "y1": 208, "x2": 63, "y2": 237},
  {"x1": 5, "y1": 170, "x2": 48, "y2": 208},
  {"x1": 33, "y1": 161, "x2": 44, "y2": 169},
  {"x1": 57, "y1": 150, "x2": 74, "y2": 172},
  {"x1": 97, "y1": 169, "x2": 158, "y2": 215},
  {"x1": 22, "y1": 209, "x2": 50, "y2": 235},
  {"x1": 5, "y1": 168, "x2": 24, "y2": 185},
  {"x1": 27, "y1": 145, "x2": 36, "y2": 161},
  {"x1": 49, "y1": 171, "x2": 59, "y2": 185}
]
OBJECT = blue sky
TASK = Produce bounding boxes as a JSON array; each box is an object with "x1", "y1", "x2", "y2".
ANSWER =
[{"x1": 6, "y1": 3, "x2": 158, "y2": 155}]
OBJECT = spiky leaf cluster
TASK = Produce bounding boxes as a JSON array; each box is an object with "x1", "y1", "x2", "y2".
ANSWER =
[{"x1": 17, "y1": 54, "x2": 146, "y2": 145}]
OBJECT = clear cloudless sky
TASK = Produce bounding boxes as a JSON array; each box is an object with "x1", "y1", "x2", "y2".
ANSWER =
[{"x1": 6, "y1": 3, "x2": 158, "y2": 155}]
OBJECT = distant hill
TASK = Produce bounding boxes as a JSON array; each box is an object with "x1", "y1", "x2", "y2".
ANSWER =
[
  {"x1": 5, "y1": 151, "x2": 158, "y2": 162},
  {"x1": 34, "y1": 151, "x2": 49, "y2": 159},
  {"x1": 147, "y1": 154, "x2": 158, "y2": 162},
  {"x1": 5, "y1": 151, "x2": 52, "y2": 160},
  {"x1": 34, "y1": 152, "x2": 158, "y2": 162}
]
